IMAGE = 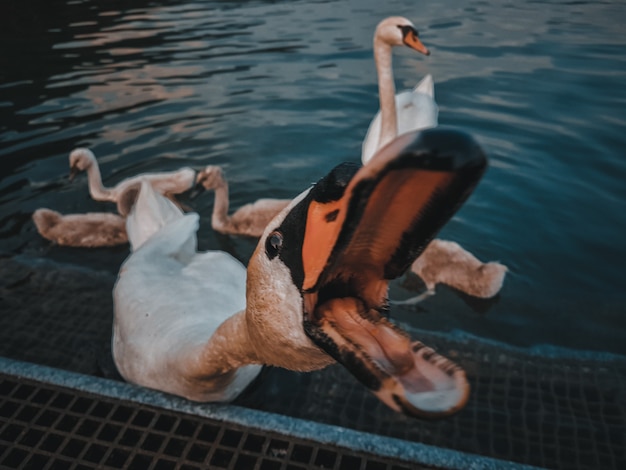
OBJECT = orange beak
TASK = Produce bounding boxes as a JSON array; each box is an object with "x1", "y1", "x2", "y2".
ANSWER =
[{"x1": 403, "y1": 28, "x2": 430, "y2": 56}]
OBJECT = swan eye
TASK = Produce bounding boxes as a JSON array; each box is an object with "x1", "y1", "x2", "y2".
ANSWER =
[
  {"x1": 397, "y1": 24, "x2": 419, "y2": 38},
  {"x1": 266, "y1": 231, "x2": 283, "y2": 259}
]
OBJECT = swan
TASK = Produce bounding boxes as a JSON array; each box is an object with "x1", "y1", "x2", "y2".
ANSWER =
[
  {"x1": 196, "y1": 166, "x2": 290, "y2": 238},
  {"x1": 361, "y1": 16, "x2": 438, "y2": 164},
  {"x1": 32, "y1": 152, "x2": 193, "y2": 248},
  {"x1": 40, "y1": 148, "x2": 197, "y2": 249},
  {"x1": 31, "y1": 180, "x2": 178, "y2": 249},
  {"x1": 69, "y1": 148, "x2": 196, "y2": 207},
  {"x1": 112, "y1": 128, "x2": 487, "y2": 417},
  {"x1": 32, "y1": 208, "x2": 128, "y2": 247}
]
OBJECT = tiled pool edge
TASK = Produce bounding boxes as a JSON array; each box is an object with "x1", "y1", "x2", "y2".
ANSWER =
[{"x1": 0, "y1": 356, "x2": 541, "y2": 470}]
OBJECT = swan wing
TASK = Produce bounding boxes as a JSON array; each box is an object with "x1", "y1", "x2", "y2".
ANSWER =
[
  {"x1": 126, "y1": 180, "x2": 187, "y2": 251},
  {"x1": 361, "y1": 74, "x2": 439, "y2": 164},
  {"x1": 413, "y1": 73, "x2": 435, "y2": 97},
  {"x1": 395, "y1": 87, "x2": 439, "y2": 136}
]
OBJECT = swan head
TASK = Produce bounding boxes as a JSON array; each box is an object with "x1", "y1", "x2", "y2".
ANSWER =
[
  {"x1": 375, "y1": 16, "x2": 430, "y2": 55},
  {"x1": 246, "y1": 128, "x2": 487, "y2": 418},
  {"x1": 196, "y1": 165, "x2": 224, "y2": 191},
  {"x1": 69, "y1": 148, "x2": 97, "y2": 180}
]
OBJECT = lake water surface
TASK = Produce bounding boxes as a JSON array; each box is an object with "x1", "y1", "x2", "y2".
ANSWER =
[{"x1": 1, "y1": 0, "x2": 625, "y2": 359}]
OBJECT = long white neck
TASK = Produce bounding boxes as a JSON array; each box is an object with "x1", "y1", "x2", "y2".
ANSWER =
[
  {"x1": 85, "y1": 162, "x2": 115, "y2": 202},
  {"x1": 374, "y1": 37, "x2": 398, "y2": 150}
]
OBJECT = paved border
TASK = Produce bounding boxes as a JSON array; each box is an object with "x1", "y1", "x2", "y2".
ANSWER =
[{"x1": 0, "y1": 356, "x2": 541, "y2": 470}]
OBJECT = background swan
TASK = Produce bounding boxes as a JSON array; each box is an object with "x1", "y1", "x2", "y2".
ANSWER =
[
  {"x1": 32, "y1": 208, "x2": 128, "y2": 247},
  {"x1": 69, "y1": 148, "x2": 196, "y2": 208},
  {"x1": 113, "y1": 128, "x2": 487, "y2": 417},
  {"x1": 361, "y1": 16, "x2": 438, "y2": 164},
  {"x1": 32, "y1": 179, "x2": 173, "y2": 249},
  {"x1": 32, "y1": 149, "x2": 204, "y2": 249}
]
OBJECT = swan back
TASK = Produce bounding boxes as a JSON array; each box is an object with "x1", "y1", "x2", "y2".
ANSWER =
[
  {"x1": 114, "y1": 180, "x2": 261, "y2": 401},
  {"x1": 114, "y1": 201, "x2": 255, "y2": 401},
  {"x1": 361, "y1": 74, "x2": 439, "y2": 164},
  {"x1": 397, "y1": 75, "x2": 439, "y2": 135}
]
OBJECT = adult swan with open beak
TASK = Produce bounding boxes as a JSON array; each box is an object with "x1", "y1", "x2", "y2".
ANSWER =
[{"x1": 113, "y1": 128, "x2": 486, "y2": 418}]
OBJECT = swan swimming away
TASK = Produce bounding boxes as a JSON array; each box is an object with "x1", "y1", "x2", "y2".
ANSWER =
[
  {"x1": 32, "y1": 209, "x2": 128, "y2": 247},
  {"x1": 112, "y1": 128, "x2": 487, "y2": 417},
  {"x1": 69, "y1": 148, "x2": 196, "y2": 208}
]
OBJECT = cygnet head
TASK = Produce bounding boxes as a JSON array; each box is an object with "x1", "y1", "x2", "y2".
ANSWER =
[
  {"x1": 375, "y1": 16, "x2": 430, "y2": 55},
  {"x1": 195, "y1": 165, "x2": 224, "y2": 191},
  {"x1": 69, "y1": 148, "x2": 97, "y2": 178}
]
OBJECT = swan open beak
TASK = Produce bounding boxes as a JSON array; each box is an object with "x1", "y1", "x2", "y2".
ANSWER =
[
  {"x1": 402, "y1": 27, "x2": 430, "y2": 56},
  {"x1": 298, "y1": 128, "x2": 486, "y2": 417}
]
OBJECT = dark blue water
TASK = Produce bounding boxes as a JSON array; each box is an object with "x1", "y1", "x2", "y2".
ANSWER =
[{"x1": 1, "y1": 0, "x2": 625, "y2": 356}]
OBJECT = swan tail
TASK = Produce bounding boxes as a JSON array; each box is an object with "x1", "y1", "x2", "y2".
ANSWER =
[
  {"x1": 413, "y1": 74, "x2": 435, "y2": 98},
  {"x1": 126, "y1": 180, "x2": 186, "y2": 251}
]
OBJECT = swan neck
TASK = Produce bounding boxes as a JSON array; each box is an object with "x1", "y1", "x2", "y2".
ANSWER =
[
  {"x1": 201, "y1": 310, "x2": 260, "y2": 372},
  {"x1": 374, "y1": 38, "x2": 398, "y2": 150},
  {"x1": 86, "y1": 162, "x2": 113, "y2": 202},
  {"x1": 211, "y1": 176, "x2": 230, "y2": 230}
]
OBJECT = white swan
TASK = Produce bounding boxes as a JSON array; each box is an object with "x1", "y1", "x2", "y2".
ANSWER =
[
  {"x1": 361, "y1": 16, "x2": 438, "y2": 164},
  {"x1": 32, "y1": 209, "x2": 127, "y2": 247},
  {"x1": 196, "y1": 166, "x2": 290, "y2": 238},
  {"x1": 112, "y1": 128, "x2": 488, "y2": 417},
  {"x1": 69, "y1": 148, "x2": 196, "y2": 207}
]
